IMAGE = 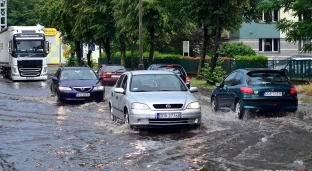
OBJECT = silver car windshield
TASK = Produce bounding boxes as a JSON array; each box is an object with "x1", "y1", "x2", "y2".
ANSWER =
[
  {"x1": 130, "y1": 74, "x2": 187, "y2": 92},
  {"x1": 60, "y1": 69, "x2": 97, "y2": 80}
]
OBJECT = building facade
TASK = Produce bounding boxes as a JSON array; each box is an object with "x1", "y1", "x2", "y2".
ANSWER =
[{"x1": 227, "y1": 10, "x2": 310, "y2": 59}]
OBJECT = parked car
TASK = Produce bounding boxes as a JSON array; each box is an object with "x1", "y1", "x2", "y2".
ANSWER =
[
  {"x1": 97, "y1": 64, "x2": 127, "y2": 85},
  {"x1": 211, "y1": 68, "x2": 298, "y2": 119},
  {"x1": 147, "y1": 64, "x2": 191, "y2": 88},
  {"x1": 50, "y1": 66, "x2": 105, "y2": 102},
  {"x1": 109, "y1": 70, "x2": 201, "y2": 129}
]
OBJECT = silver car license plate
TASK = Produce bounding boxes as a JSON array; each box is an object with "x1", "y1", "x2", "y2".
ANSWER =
[
  {"x1": 264, "y1": 92, "x2": 282, "y2": 96},
  {"x1": 157, "y1": 113, "x2": 181, "y2": 119},
  {"x1": 76, "y1": 93, "x2": 90, "y2": 97}
]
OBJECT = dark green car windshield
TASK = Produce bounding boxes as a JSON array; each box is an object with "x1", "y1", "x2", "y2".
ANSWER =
[{"x1": 247, "y1": 72, "x2": 290, "y2": 85}]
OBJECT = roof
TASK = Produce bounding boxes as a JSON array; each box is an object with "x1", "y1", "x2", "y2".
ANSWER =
[
  {"x1": 101, "y1": 64, "x2": 124, "y2": 66},
  {"x1": 149, "y1": 64, "x2": 183, "y2": 67},
  {"x1": 235, "y1": 68, "x2": 283, "y2": 73},
  {"x1": 129, "y1": 70, "x2": 176, "y2": 75},
  {"x1": 61, "y1": 66, "x2": 92, "y2": 70}
]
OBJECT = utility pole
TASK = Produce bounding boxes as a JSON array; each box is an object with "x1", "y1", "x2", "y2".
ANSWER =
[
  {"x1": 138, "y1": 0, "x2": 144, "y2": 70},
  {"x1": 0, "y1": 0, "x2": 7, "y2": 31}
]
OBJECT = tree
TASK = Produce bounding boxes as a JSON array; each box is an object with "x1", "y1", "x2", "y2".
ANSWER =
[
  {"x1": 258, "y1": 0, "x2": 312, "y2": 52},
  {"x1": 7, "y1": 0, "x2": 40, "y2": 26}
]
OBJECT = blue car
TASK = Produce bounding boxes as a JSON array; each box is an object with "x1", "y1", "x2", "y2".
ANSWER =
[{"x1": 50, "y1": 66, "x2": 105, "y2": 102}]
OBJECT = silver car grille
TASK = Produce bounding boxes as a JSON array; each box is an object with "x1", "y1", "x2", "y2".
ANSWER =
[
  {"x1": 153, "y1": 104, "x2": 183, "y2": 109},
  {"x1": 148, "y1": 119, "x2": 189, "y2": 124},
  {"x1": 19, "y1": 68, "x2": 42, "y2": 77},
  {"x1": 73, "y1": 87, "x2": 92, "y2": 92}
]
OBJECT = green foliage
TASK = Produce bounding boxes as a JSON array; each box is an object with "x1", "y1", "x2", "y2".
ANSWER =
[
  {"x1": 112, "y1": 51, "x2": 180, "y2": 59},
  {"x1": 7, "y1": 0, "x2": 40, "y2": 26},
  {"x1": 233, "y1": 55, "x2": 268, "y2": 69},
  {"x1": 199, "y1": 60, "x2": 226, "y2": 85},
  {"x1": 65, "y1": 56, "x2": 77, "y2": 66},
  {"x1": 218, "y1": 42, "x2": 256, "y2": 58}
]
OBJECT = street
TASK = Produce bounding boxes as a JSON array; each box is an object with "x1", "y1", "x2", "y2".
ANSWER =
[{"x1": 0, "y1": 75, "x2": 311, "y2": 171}]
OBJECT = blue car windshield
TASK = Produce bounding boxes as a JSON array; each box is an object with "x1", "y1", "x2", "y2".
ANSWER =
[
  {"x1": 60, "y1": 69, "x2": 97, "y2": 80},
  {"x1": 130, "y1": 74, "x2": 187, "y2": 92},
  {"x1": 247, "y1": 72, "x2": 290, "y2": 85}
]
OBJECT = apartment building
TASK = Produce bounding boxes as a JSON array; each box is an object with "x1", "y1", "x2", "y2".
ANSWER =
[{"x1": 226, "y1": 9, "x2": 310, "y2": 59}]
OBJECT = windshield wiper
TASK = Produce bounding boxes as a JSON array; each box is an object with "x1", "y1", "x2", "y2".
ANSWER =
[{"x1": 114, "y1": 68, "x2": 124, "y2": 72}]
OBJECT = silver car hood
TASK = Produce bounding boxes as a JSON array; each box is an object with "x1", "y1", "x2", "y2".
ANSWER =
[{"x1": 130, "y1": 91, "x2": 195, "y2": 105}]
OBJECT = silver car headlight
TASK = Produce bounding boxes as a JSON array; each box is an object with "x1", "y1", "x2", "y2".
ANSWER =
[
  {"x1": 131, "y1": 103, "x2": 150, "y2": 110},
  {"x1": 93, "y1": 86, "x2": 104, "y2": 90},
  {"x1": 187, "y1": 102, "x2": 200, "y2": 109},
  {"x1": 59, "y1": 86, "x2": 71, "y2": 91}
]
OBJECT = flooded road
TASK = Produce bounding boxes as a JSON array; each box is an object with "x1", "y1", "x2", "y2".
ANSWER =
[{"x1": 0, "y1": 77, "x2": 312, "y2": 171}]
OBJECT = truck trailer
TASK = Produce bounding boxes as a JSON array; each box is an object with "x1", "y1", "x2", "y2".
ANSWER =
[{"x1": 0, "y1": 25, "x2": 50, "y2": 81}]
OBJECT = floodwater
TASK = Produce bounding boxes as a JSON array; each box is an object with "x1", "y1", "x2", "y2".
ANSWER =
[{"x1": 0, "y1": 77, "x2": 312, "y2": 171}]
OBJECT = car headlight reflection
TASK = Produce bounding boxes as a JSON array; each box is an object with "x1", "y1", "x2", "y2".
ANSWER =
[
  {"x1": 59, "y1": 86, "x2": 71, "y2": 91},
  {"x1": 131, "y1": 103, "x2": 150, "y2": 110},
  {"x1": 187, "y1": 102, "x2": 200, "y2": 109},
  {"x1": 93, "y1": 86, "x2": 104, "y2": 90}
]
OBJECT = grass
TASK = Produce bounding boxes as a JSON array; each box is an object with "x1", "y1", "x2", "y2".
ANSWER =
[
  {"x1": 296, "y1": 83, "x2": 312, "y2": 96},
  {"x1": 190, "y1": 77, "x2": 215, "y2": 89}
]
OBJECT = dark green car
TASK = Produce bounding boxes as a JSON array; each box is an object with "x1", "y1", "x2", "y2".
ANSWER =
[{"x1": 211, "y1": 68, "x2": 298, "y2": 119}]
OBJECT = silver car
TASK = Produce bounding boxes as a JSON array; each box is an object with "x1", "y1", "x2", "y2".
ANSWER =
[{"x1": 108, "y1": 70, "x2": 201, "y2": 129}]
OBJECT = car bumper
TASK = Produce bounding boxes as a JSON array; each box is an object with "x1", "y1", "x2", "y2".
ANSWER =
[
  {"x1": 128, "y1": 108, "x2": 201, "y2": 128},
  {"x1": 102, "y1": 78, "x2": 119, "y2": 85},
  {"x1": 58, "y1": 91, "x2": 105, "y2": 101},
  {"x1": 11, "y1": 75, "x2": 48, "y2": 81},
  {"x1": 242, "y1": 97, "x2": 298, "y2": 112}
]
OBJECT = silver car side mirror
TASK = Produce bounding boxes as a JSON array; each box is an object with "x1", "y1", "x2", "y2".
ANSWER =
[
  {"x1": 189, "y1": 87, "x2": 198, "y2": 93},
  {"x1": 115, "y1": 87, "x2": 125, "y2": 94}
]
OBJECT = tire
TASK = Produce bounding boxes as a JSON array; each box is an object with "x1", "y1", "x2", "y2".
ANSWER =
[
  {"x1": 211, "y1": 97, "x2": 218, "y2": 112},
  {"x1": 124, "y1": 110, "x2": 129, "y2": 125},
  {"x1": 235, "y1": 100, "x2": 244, "y2": 119},
  {"x1": 110, "y1": 105, "x2": 116, "y2": 121}
]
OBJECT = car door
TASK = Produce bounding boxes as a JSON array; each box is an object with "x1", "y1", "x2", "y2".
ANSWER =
[
  {"x1": 227, "y1": 71, "x2": 244, "y2": 109},
  {"x1": 111, "y1": 74, "x2": 125, "y2": 117},
  {"x1": 216, "y1": 72, "x2": 237, "y2": 108},
  {"x1": 115, "y1": 74, "x2": 129, "y2": 119},
  {"x1": 51, "y1": 68, "x2": 61, "y2": 95}
]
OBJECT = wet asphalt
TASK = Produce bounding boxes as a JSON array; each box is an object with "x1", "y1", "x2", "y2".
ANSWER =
[{"x1": 0, "y1": 71, "x2": 312, "y2": 171}]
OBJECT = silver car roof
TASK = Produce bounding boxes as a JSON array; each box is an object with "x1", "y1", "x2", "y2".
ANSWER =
[{"x1": 129, "y1": 70, "x2": 176, "y2": 75}]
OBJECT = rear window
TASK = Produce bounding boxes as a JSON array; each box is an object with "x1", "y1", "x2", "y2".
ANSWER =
[
  {"x1": 158, "y1": 66, "x2": 186, "y2": 76},
  {"x1": 247, "y1": 72, "x2": 290, "y2": 85},
  {"x1": 104, "y1": 66, "x2": 126, "y2": 72}
]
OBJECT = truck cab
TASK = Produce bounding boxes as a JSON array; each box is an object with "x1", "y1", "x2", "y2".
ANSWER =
[{"x1": 0, "y1": 25, "x2": 50, "y2": 81}]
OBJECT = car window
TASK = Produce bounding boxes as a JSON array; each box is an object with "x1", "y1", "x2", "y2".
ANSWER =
[
  {"x1": 247, "y1": 72, "x2": 290, "y2": 85},
  {"x1": 130, "y1": 74, "x2": 187, "y2": 92},
  {"x1": 116, "y1": 74, "x2": 125, "y2": 88},
  {"x1": 223, "y1": 72, "x2": 237, "y2": 86},
  {"x1": 121, "y1": 75, "x2": 128, "y2": 90},
  {"x1": 104, "y1": 66, "x2": 126, "y2": 72},
  {"x1": 157, "y1": 66, "x2": 186, "y2": 76},
  {"x1": 60, "y1": 69, "x2": 97, "y2": 80},
  {"x1": 232, "y1": 72, "x2": 244, "y2": 86}
]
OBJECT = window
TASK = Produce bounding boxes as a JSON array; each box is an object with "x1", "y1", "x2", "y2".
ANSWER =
[
  {"x1": 233, "y1": 72, "x2": 244, "y2": 86},
  {"x1": 223, "y1": 72, "x2": 237, "y2": 86},
  {"x1": 298, "y1": 39, "x2": 312, "y2": 52},
  {"x1": 121, "y1": 75, "x2": 128, "y2": 90},
  {"x1": 259, "y1": 38, "x2": 279, "y2": 52},
  {"x1": 260, "y1": 10, "x2": 279, "y2": 22},
  {"x1": 116, "y1": 74, "x2": 125, "y2": 88}
]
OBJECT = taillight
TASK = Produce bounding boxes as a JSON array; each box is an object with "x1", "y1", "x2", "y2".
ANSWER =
[
  {"x1": 102, "y1": 72, "x2": 111, "y2": 78},
  {"x1": 167, "y1": 64, "x2": 173, "y2": 68},
  {"x1": 186, "y1": 76, "x2": 190, "y2": 83},
  {"x1": 290, "y1": 87, "x2": 297, "y2": 94},
  {"x1": 240, "y1": 86, "x2": 254, "y2": 94}
]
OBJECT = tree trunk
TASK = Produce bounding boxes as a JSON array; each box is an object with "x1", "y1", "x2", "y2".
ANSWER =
[
  {"x1": 120, "y1": 39, "x2": 126, "y2": 66},
  {"x1": 130, "y1": 42, "x2": 135, "y2": 70},
  {"x1": 99, "y1": 44, "x2": 102, "y2": 66},
  {"x1": 148, "y1": 26, "x2": 155, "y2": 65},
  {"x1": 197, "y1": 25, "x2": 208, "y2": 77},
  {"x1": 211, "y1": 0, "x2": 222, "y2": 71},
  {"x1": 87, "y1": 50, "x2": 92, "y2": 68},
  {"x1": 102, "y1": 38, "x2": 111, "y2": 64},
  {"x1": 75, "y1": 41, "x2": 82, "y2": 66}
]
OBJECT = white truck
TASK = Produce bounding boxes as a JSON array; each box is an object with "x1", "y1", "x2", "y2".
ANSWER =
[{"x1": 0, "y1": 25, "x2": 50, "y2": 81}]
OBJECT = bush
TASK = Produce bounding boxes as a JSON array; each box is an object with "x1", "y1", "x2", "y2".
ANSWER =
[
  {"x1": 199, "y1": 60, "x2": 227, "y2": 85},
  {"x1": 65, "y1": 56, "x2": 76, "y2": 66},
  {"x1": 233, "y1": 55, "x2": 268, "y2": 69},
  {"x1": 218, "y1": 42, "x2": 256, "y2": 58}
]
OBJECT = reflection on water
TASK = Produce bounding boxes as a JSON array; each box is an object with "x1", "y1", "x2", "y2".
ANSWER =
[
  {"x1": 13, "y1": 82, "x2": 19, "y2": 89},
  {"x1": 57, "y1": 105, "x2": 67, "y2": 124}
]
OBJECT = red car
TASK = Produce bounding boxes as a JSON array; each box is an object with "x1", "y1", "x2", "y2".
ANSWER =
[{"x1": 97, "y1": 64, "x2": 127, "y2": 85}]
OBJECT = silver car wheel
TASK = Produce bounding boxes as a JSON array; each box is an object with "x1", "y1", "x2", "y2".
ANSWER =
[
  {"x1": 124, "y1": 111, "x2": 129, "y2": 124},
  {"x1": 110, "y1": 106, "x2": 115, "y2": 121},
  {"x1": 235, "y1": 101, "x2": 241, "y2": 118}
]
